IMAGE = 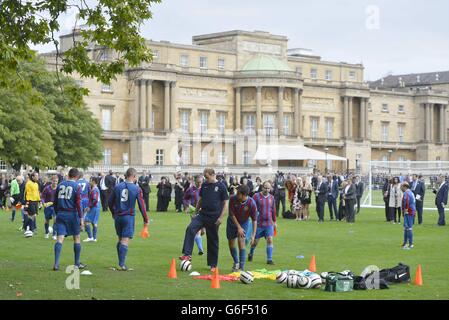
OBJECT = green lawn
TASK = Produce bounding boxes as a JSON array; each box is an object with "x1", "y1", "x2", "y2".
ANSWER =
[{"x1": 1, "y1": 193, "x2": 448, "y2": 300}]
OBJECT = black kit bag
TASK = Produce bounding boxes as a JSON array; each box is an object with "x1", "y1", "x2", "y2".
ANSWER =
[
  {"x1": 282, "y1": 210, "x2": 296, "y2": 219},
  {"x1": 379, "y1": 263, "x2": 410, "y2": 284},
  {"x1": 353, "y1": 274, "x2": 389, "y2": 290}
]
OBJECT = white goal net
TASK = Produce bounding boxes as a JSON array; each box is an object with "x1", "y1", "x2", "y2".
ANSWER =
[{"x1": 363, "y1": 161, "x2": 449, "y2": 210}]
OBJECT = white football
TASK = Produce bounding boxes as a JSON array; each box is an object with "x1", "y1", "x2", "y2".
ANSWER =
[
  {"x1": 240, "y1": 271, "x2": 254, "y2": 284},
  {"x1": 309, "y1": 274, "x2": 323, "y2": 289},
  {"x1": 287, "y1": 274, "x2": 299, "y2": 288},
  {"x1": 180, "y1": 260, "x2": 192, "y2": 272},
  {"x1": 24, "y1": 231, "x2": 33, "y2": 238},
  {"x1": 288, "y1": 270, "x2": 300, "y2": 276},
  {"x1": 297, "y1": 275, "x2": 311, "y2": 289},
  {"x1": 276, "y1": 272, "x2": 288, "y2": 284}
]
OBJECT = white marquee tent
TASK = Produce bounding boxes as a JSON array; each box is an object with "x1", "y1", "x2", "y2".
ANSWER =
[{"x1": 254, "y1": 144, "x2": 347, "y2": 161}]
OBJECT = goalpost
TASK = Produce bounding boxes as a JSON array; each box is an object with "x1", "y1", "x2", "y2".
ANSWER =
[{"x1": 363, "y1": 161, "x2": 449, "y2": 210}]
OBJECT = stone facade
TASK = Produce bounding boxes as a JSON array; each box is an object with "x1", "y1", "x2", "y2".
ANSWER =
[{"x1": 42, "y1": 30, "x2": 449, "y2": 174}]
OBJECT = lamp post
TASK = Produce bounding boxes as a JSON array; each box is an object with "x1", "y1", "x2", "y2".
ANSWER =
[
  {"x1": 324, "y1": 147, "x2": 329, "y2": 175},
  {"x1": 388, "y1": 149, "x2": 393, "y2": 174}
]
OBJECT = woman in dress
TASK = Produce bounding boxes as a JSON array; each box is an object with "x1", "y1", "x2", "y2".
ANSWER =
[
  {"x1": 300, "y1": 177, "x2": 313, "y2": 220},
  {"x1": 292, "y1": 177, "x2": 303, "y2": 220},
  {"x1": 389, "y1": 176, "x2": 403, "y2": 224}
]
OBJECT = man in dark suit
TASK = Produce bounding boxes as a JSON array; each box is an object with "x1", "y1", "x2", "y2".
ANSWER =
[
  {"x1": 411, "y1": 174, "x2": 425, "y2": 225},
  {"x1": 355, "y1": 176, "x2": 364, "y2": 214},
  {"x1": 433, "y1": 175, "x2": 448, "y2": 226},
  {"x1": 344, "y1": 177, "x2": 357, "y2": 223},
  {"x1": 274, "y1": 172, "x2": 286, "y2": 218},
  {"x1": 327, "y1": 175, "x2": 338, "y2": 220},
  {"x1": 316, "y1": 176, "x2": 328, "y2": 223},
  {"x1": 138, "y1": 170, "x2": 151, "y2": 212},
  {"x1": 382, "y1": 176, "x2": 392, "y2": 221}
]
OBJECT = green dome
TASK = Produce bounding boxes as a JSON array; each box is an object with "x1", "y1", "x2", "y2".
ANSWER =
[{"x1": 241, "y1": 55, "x2": 293, "y2": 72}]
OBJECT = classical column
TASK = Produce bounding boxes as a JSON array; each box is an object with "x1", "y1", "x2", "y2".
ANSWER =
[
  {"x1": 429, "y1": 103, "x2": 434, "y2": 142},
  {"x1": 278, "y1": 87, "x2": 284, "y2": 136},
  {"x1": 170, "y1": 82, "x2": 177, "y2": 131},
  {"x1": 235, "y1": 87, "x2": 241, "y2": 131},
  {"x1": 343, "y1": 96, "x2": 349, "y2": 138},
  {"x1": 425, "y1": 103, "x2": 430, "y2": 141},
  {"x1": 146, "y1": 80, "x2": 153, "y2": 129},
  {"x1": 348, "y1": 97, "x2": 353, "y2": 139},
  {"x1": 294, "y1": 88, "x2": 300, "y2": 136},
  {"x1": 139, "y1": 79, "x2": 146, "y2": 129},
  {"x1": 133, "y1": 80, "x2": 140, "y2": 130},
  {"x1": 164, "y1": 81, "x2": 171, "y2": 131},
  {"x1": 256, "y1": 86, "x2": 262, "y2": 132},
  {"x1": 443, "y1": 104, "x2": 447, "y2": 143},
  {"x1": 360, "y1": 98, "x2": 366, "y2": 140},
  {"x1": 365, "y1": 98, "x2": 369, "y2": 139},
  {"x1": 440, "y1": 104, "x2": 445, "y2": 143}
]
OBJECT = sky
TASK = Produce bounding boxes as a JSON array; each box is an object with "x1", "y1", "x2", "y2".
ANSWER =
[{"x1": 35, "y1": 0, "x2": 449, "y2": 81}]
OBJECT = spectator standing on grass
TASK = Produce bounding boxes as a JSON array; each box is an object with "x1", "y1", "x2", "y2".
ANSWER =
[
  {"x1": 411, "y1": 174, "x2": 425, "y2": 225},
  {"x1": 389, "y1": 177, "x2": 403, "y2": 224},
  {"x1": 433, "y1": 175, "x2": 448, "y2": 226},
  {"x1": 383, "y1": 176, "x2": 392, "y2": 222}
]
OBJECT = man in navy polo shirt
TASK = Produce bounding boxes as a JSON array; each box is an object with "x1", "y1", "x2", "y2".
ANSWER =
[{"x1": 180, "y1": 168, "x2": 229, "y2": 271}]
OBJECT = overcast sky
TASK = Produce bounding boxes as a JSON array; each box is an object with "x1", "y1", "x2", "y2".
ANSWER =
[{"x1": 36, "y1": 0, "x2": 449, "y2": 81}]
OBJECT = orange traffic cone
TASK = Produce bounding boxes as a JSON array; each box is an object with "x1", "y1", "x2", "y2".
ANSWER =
[
  {"x1": 211, "y1": 267, "x2": 220, "y2": 289},
  {"x1": 309, "y1": 255, "x2": 317, "y2": 272},
  {"x1": 414, "y1": 264, "x2": 423, "y2": 286},
  {"x1": 168, "y1": 258, "x2": 177, "y2": 279}
]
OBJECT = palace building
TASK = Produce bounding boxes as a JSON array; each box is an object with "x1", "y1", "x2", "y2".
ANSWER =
[{"x1": 42, "y1": 29, "x2": 449, "y2": 174}]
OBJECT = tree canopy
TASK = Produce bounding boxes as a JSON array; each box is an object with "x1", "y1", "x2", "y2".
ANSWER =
[
  {"x1": 0, "y1": 58, "x2": 103, "y2": 169},
  {"x1": 0, "y1": 0, "x2": 161, "y2": 87}
]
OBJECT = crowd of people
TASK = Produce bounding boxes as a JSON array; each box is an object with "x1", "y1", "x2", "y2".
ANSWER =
[{"x1": 1, "y1": 166, "x2": 447, "y2": 271}]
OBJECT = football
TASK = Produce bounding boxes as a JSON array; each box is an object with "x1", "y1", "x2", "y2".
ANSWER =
[
  {"x1": 180, "y1": 259, "x2": 192, "y2": 272},
  {"x1": 286, "y1": 274, "x2": 299, "y2": 288},
  {"x1": 240, "y1": 271, "x2": 254, "y2": 284},
  {"x1": 309, "y1": 274, "x2": 323, "y2": 289},
  {"x1": 297, "y1": 275, "x2": 310, "y2": 289},
  {"x1": 276, "y1": 272, "x2": 288, "y2": 284}
]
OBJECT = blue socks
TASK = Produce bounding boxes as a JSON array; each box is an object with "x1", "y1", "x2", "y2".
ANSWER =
[
  {"x1": 44, "y1": 222, "x2": 49, "y2": 234},
  {"x1": 54, "y1": 242, "x2": 62, "y2": 268},
  {"x1": 118, "y1": 244, "x2": 128, "y2": 267},
  {"x1": 93, "y1": 226, "x2": 98, "y2": 240},
  {"x1": 230, "y1": 247, "x2": 238, "y2": 264},
  {"x1": 267, "y1": 245, "x2": 273, "y2": 261},
  {"x1": 249, "y1": 246, "x2": 256, "y2": 257},
  {"x1": 194, "y1": 234, "x2": 203, "y2": 252},
  {"x1": 408, "y1": 230, "x2": 413, "y2": 246},
  {"x1": 11, "y1": 210, "x2": 15, "y2": 221},
  {"x1": 239, "y1": 249, "x2": 246, "y2": 270},
  {"x1": 85, "y1": 224, "x2": 92, "y2": 239},
  {"x1": 403, "y1": 230, "x2": 408, "y2": 245},
  {"x1": 74, "y1": 243, "x2": 81, "y2": 267}
]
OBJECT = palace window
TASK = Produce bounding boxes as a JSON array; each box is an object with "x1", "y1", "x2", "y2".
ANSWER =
[
  {"x1": 218, "y1": 152, "x2": 227, "y2": 166},
  {"x1": 325, "y1": 118, "x2": 334, "y2": 139},
  {"x1": 152, "y1": 50, "x2": 159, "y2": 60},
  {"x1": 99, "y1": 50, "x2": 108, "y2": 61},
  {"x1": 243, "y1": 151, "x2": 251, "y2": 166},
  {"x1": 103, "y1": 149, "x2": 112, "y2": 165},
  {"x1": 349, "y1": 71, "x2": 357, "y2": 81},
  {"x1": 200, "y1": 151, "x2": 208, "y2": 166},
  {"x1": 310, "y1": 68, "x2": 318, "y2": 79},
  {"x1": 156, "y1": 149, "x2": 164, "y2": 166},
  {"x1": 180, "y1": 110, "x2": 190, "y2": 133},
  {"x1": 325, "y1": 70, "x2": 333, "y2": 81},
  {"x1": 311, "y1": 117, "x2": 319, "y2": 139},
  {"x1": 398, "y1": 105, "x2": 405, "y2": 113},
  {"x1": 200, "y1": 112, "x2": 208, "y2": 134},
  {"x1": 181, "y1": 148, "x2": 190, "y2": 165},
  {"x1": 218, "y1": 58, "x2": 225, "y2": 70},
  {"x1": 283, "y1": 115, "x2": 291, "y2": 136},
  {"x1": 200, "y1": 56, "x2": 208, "y2": 69},
  {"x1": 101, "y1": 83, "x2": 113, "y2": 93},
  {"x1": 180, "y1": 55, "x2": 189, "y2": 67},
  {"x1": 398, "y1": 123, "x2": 405, "y2": 143},
  {"x1": 263, "y1": 114, "x2": 276, "y2": 136},
  {"x1": 218, "y1": 112, "x2": 226, "y2": 134},
  {"x1": 382, "y1": 104, "x2": 389, "y2": 112},
  {"x1": 0, "y1": 159, "x2": 6, "y2": 170},
  {"x1": 381, "y1": 122, "x2": 389, "y2": 142},
  {"x1": 245, "y1": 114, "x2": 256, "y2": 135},
  {"x1": 101, "y1": 107, "x2": 112, "y2": 130}
]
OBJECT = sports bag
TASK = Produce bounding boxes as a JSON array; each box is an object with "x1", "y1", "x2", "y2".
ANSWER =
[
  {"x1": 324, "y1": 273, "x2": 354, "y2": 292},
  {"x1": 353, "y1": 275, "x2": 389, "y2": 290},
  {"x1": 282, "y1": 210, "x2": 296, "y2": 219},
  {"x1": 379, "y1": 263, "x2": 410, "y2": 284}
]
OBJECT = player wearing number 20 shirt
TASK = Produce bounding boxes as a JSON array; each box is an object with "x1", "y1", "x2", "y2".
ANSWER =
[{"x1": 53, "y1": 168, "x2": 85, "y2": 271}]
